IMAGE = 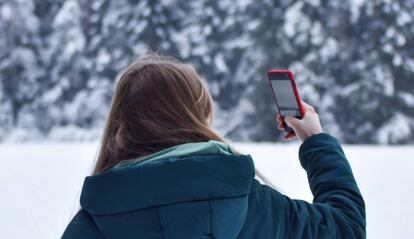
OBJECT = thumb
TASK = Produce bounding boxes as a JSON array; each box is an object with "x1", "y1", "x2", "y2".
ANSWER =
[{"x1": 285, "y1": 116, "x2": 300, "y2": 128}]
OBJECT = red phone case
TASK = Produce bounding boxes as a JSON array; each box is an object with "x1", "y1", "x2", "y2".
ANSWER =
[{"x1": 267, "y1": 70, "x2": 305, "y2": 132}]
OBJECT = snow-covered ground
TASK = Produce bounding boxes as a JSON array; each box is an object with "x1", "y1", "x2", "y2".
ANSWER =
[{"x1": 0, "y1": 142, "x2": 413, "y2": 239}]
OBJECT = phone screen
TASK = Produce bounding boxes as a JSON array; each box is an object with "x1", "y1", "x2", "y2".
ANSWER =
[{"x1": 269, "y1": 74, "x2": 301, "y2": 117}]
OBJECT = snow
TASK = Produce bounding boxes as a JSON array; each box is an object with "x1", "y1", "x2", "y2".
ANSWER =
[
  {"x1": 393, "y1": 54, "x2": 402, "y2": 66},
  {"x1": 382, "y1": 43, "x2": 393, "y2": 53},
  {"x1": 223, "y1": 34, "x2": 252, "y2": 49},
  {"x1": 319, "y1": 38, "x2": 338, "y2": 61},
  {"x1": 1, "y1": 3, "x2": 12, "y2": 20},
  {"x1": 3, "y1": 127, "x2": 42, "y2": 142},
  {"x1": 192, "y1": 43, "x2": 208, "y2": 57},
  {"x1": 373, "y1": 65, "x2": 394, "y2": 96},
  {"x1": 214, "y1": 53, "x2": 229, "y2": 73},
  {"x1": 395, "y1": 33, "x2": 406, "y2": 46},
  {"x1": 349, "y1": 0, "x2": 366, "y2": 22},
  {"x1": 246, "y1": 19, "x2": 260, "y2": 31},
  {"x1": 284, "y1": 2, "x2": 305, "y2": 37},
  {"x1": 399, "y1": 92, "x2": 414, "y2": 107},
  {"x1": 47, "y1": 125, "x2": 103, "y2": 142},
  {"x1": 377, "y1": 113, "x2": 412, "y2": 144},
  {"x1": 170, "y1": 29, "x2": 191, "y2": 58},
  {"x1": 52, "y1": 0, "x2": 85, "y2": 57},
  {"x1": 0, "y1": 142, "x2": 413, "y2": 238},
  {"x1": 306, "y1": 0, "x2": 320, "y2": 7},
  {"x1": 310, "y1": 22, "x2": 323, "y2": 46},
  {"x1": 96, "y1": 49, "x2": 112, "y2": 66},
  {"x1": 42, "y1": 86, "x2": 62, "y2": 103},
  {"x1": 397, "y1": 10, "x2": 412, "y2": 26},
  {"x1": 213, "y1": 98, "x2": 255, "y2": 138},
  {"x1": 91, "y1": 0, "x2": 105, "y2": 11}
]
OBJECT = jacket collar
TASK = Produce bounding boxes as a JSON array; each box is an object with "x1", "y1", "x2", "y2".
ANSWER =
[
  {"x1": 112, "y1": 139, "x2": 237, "y2": 169},
  {"x1": 80, "y1": 154, "x2": 255, "y2": 215}
]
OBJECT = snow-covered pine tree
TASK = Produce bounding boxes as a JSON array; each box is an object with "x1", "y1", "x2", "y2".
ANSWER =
[{"x1": 0, "y1": 0, "x2": 413, "y2": 143}]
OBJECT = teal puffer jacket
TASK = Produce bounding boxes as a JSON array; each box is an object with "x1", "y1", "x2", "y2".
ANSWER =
[{"x1": 62, "y1": 133, "x2": 365, "y2": 238}]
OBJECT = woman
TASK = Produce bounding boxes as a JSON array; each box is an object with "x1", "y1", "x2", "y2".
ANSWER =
[{"x1": 62, "y1": 54, "x2": 365, "y2": 238}]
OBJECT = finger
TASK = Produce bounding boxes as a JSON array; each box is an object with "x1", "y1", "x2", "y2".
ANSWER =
[
  {"x1": 277, "y1": 114, "x2": 283, "y2": 122},
  {"x1": 285, "y1": 131, "x2": 296, "y2": 138},
  {"x1": 277, "y1": 114, "x2": 283, "y2": 120},
  {"x1": 283, "y1": 131, "x2": 296, "y2": 141},
  {"x1": 284, "y1": 136, "x2": 296, "y2": 141},
  {"x1": 277, "y1": 122, "x2": 284, "y2": 130},
  {"x1": 285, "y1": 116, "x2": 301, "y2": 128}
]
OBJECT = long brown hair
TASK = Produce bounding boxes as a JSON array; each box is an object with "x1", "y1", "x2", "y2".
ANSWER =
[{"x1": 93, "y1": 53, "x2": 237, "y2": 175}]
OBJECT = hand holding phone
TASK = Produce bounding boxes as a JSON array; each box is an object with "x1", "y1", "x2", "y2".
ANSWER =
[
  {"x1": 267, "y1": 70, "x2": 323, "y2": 141},
  {"x1": 267, "y1": 70, "x2": 305, "y2": 133},
  {"x1": 277, "y1": 101, "x2": 323, "y2": 142}
]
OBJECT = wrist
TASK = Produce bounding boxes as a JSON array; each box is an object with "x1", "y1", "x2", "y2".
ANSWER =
[
  {"x1": 302, "y1": 131, "x2": 324, "y2": 142},
  {"x1": 301, "y1": 130, "x2": 323, "y2": 142}
]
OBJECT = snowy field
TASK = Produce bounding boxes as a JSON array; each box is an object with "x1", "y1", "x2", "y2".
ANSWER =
[{"x1": 0, "y1": 142, "x2": 413, "y2": 239}]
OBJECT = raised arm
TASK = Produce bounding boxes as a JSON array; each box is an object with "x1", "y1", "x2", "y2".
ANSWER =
[
  {"x1": 238, "y1": 101, "x2": 365, "y2": 238},
  {"x1": 238, "y1": 133, "x2": 365, "y2": 238},
  {"x1": 288, "y1": 133, "x2": 365, "y2": 237}
]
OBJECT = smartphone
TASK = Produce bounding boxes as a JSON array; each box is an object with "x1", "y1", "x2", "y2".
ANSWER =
[{"x1": 267, "y1": 70, "x2": 305, "y2": 133}]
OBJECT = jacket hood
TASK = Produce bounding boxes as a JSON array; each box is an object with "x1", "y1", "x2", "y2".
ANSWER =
[{"x1": 80, "y1": 153, "x2": 255, "y2": 216}]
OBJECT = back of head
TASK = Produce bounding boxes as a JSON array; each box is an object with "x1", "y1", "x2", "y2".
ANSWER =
[{"x1": 93, "y1": 53, "x2": 229, "y2": 174}]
